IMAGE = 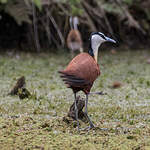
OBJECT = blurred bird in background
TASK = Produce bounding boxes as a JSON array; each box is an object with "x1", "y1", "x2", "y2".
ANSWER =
[{"x1": 67, "y1": 16, "x2": 83, "y2": 57}]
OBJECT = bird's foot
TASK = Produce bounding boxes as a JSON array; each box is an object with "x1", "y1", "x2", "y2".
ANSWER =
[
  {"x1": 88, "y1": 91, "x2": 107, "y2": 95},
  {"x1": 97, "y1": 91, "x2": 107, "y2": 95},
  {"x1": 79, "y1": 124, "x2": 95, "y2": 131}
]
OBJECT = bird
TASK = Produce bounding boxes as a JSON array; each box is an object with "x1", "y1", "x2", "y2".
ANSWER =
[
  {"x1": 59, "y1": 32, "x2": 116, "y2": 130},
  {"x1": 66, "y1": 16, "x2": 83, "y2": 57}
]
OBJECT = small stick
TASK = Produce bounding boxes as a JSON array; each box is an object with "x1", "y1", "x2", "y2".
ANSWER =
[{"x1": 32, "y1": 1, "x2": 41, "y2": 52}]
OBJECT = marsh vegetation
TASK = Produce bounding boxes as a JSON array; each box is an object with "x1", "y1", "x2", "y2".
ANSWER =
[{"x1": 0, "y1": 49, "x2": 150, "y2": 149}]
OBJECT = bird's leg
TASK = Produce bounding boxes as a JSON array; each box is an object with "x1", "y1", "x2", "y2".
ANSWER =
[
  {"x1": 88, "y1": 91, "x2": 107, "y2": 95},
  {"x1": 74, "y1": 93, "x2": 79, "y2": 131},
  {"x1": 84, "y1": 94, "x2": 95, "y2": 129}
]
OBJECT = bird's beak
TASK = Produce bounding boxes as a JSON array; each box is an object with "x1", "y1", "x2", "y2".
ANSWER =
[{"x1": 105, "y1": 37, "x2": 116, "y2": 43}]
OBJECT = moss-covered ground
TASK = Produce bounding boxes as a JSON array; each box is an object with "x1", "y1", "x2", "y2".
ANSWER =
[{"x1": 0, "y1": 49, "x2": 150, "y2": 150}]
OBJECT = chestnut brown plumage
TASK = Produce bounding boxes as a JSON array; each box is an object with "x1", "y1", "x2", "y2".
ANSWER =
[
  {"x1": 59, "y1": 53, "x2": 100, "y2": 94},
  {"x1": 66, "y1": 16, "x2": 83, "y2": 57},
  {"x1": 59, "y1": 32, "x2": 116, "y2": 130}
]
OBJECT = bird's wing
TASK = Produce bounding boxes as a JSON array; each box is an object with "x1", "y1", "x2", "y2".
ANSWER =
[
  {"x1": 64, "y1": 53, "x2": 100, "y2": 82},
  {"x1": 67, "y1": 30, "x2": 82, "y2": 48},
  {"x1": 59, "y1": 71, "x2": 90, "y2": 87},
  {"x1": 59, "y1": 53, "x2": 100, "y2": 89}
]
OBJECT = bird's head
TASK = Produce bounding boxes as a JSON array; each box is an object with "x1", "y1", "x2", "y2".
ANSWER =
[
  {"x1": 73, "y1": 16, "x2": 79, "y2": 26},
  {"x1": 89, "y1": 32, "x2": 116, "y2": 62},
  {"x1": 73, "y1": 16, "x2": 79, "y2": 30},
  {"x1": 69, "y1": 16, "x2": 79, "y2": 30}
]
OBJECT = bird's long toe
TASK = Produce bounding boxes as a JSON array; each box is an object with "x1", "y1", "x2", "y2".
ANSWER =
[
  {"x1": 79, "y1": 125, "x2": 95, "y2": 131},
  {"x1": 89, "y1": 91, "x2": 107, "y2": 95}
]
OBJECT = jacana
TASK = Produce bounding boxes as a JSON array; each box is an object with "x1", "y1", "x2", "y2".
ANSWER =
[
  {"x1": 66, "y1": 16, "x2": 83, "y2": 57},
  {"x1": 59, "y1": 32, "x2": 116, "y2": 130}
]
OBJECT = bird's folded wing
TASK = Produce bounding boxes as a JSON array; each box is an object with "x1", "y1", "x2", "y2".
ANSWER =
[{"x1": 58, "y1": 71, "x2": 90, "y2": 87}]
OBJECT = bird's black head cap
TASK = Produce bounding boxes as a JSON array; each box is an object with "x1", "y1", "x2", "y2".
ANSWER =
[{"x1": 88, "y1": 32, "x2": 106, "y2": 56}]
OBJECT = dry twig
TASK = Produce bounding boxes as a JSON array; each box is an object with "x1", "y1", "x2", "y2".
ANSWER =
[
  {"x1": 46, "y1": 8, "x2": 65, "y2": 47},
  {"x1": 32, "y1": 1, "x2": 41, "y2": 52},
  {"x1": 115, "y1": 0, "x2": 146, "y2": 34}
]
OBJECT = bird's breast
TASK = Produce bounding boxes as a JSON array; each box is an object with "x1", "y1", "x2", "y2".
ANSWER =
[{"x1": 65, "y1": 53, "x2": 100, "y2": 83}]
